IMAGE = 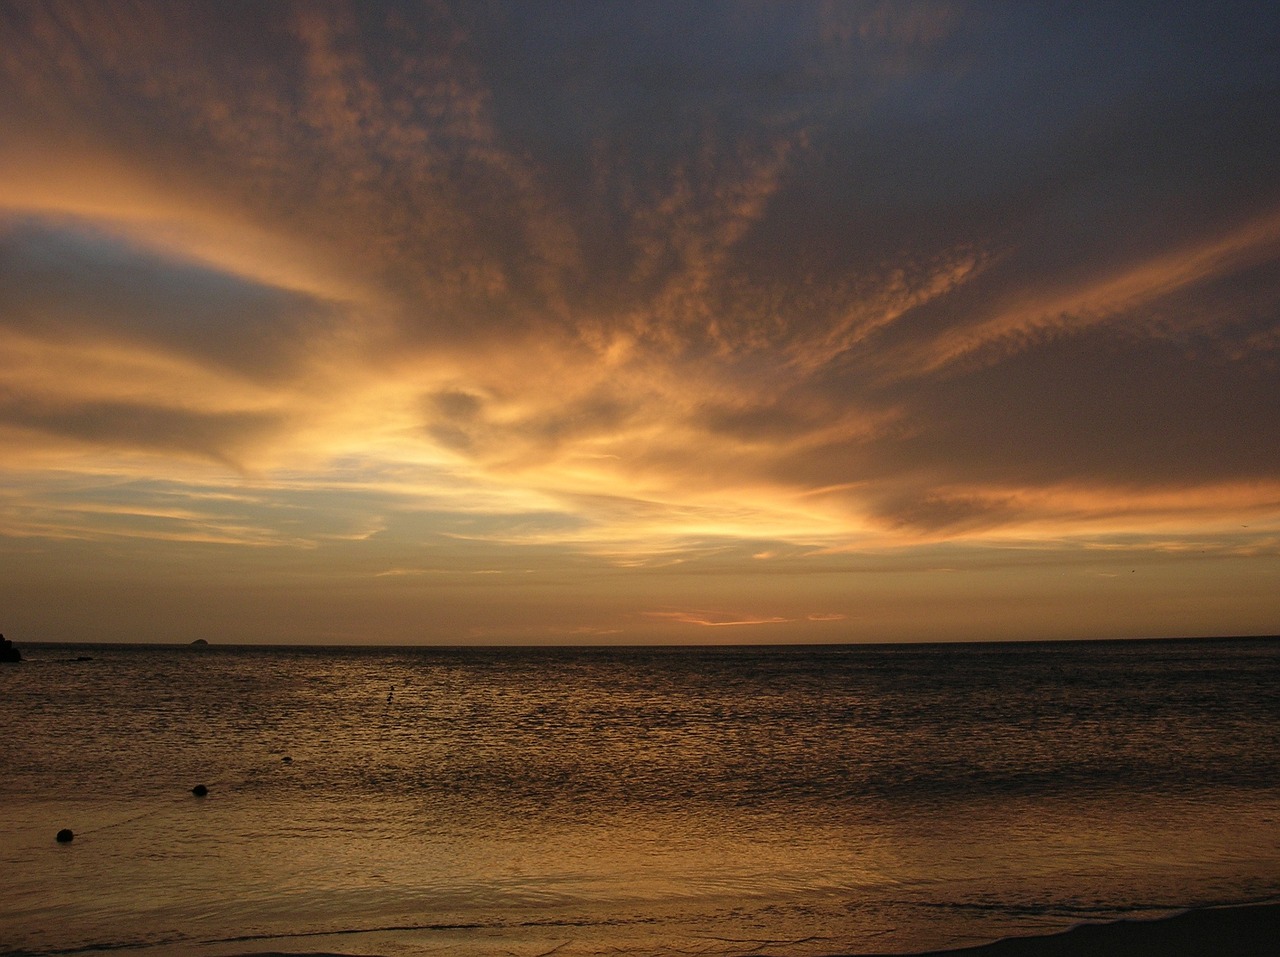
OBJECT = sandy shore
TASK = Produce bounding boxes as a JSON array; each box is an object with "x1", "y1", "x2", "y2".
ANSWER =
[
  {"x1": 857, "y1": 901, "x2": 1280, "y2": 957},
  {"x1": 176, "y1": 901, "x2": 1280, "y2": 957}
]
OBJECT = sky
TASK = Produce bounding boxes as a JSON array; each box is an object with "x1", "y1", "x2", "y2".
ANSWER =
[{"x1": 2, "y1": 0, "x2": 1279, "y2": 645}]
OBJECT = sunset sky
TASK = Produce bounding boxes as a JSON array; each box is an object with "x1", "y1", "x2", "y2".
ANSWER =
[{"x1": 2, "y1": 1, "x2": 1278, "y2": 645}]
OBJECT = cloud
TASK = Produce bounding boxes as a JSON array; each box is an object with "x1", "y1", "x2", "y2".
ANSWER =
[
  {"x1": 901, "y1": 210, "x2": 1280, "y2": 376},
  {"x1": 643, "y1": 610, "x2": 794, "y2": 628},
  {"x1": 0, "y1": 0, "x2": 1278, "y2": 649},
  {"x1": 0, "y1": 218, "x2": 350, "y2": 380},
  {"x1": 0, "y1": 391, "x2": 283, "y2": 471},
  {"x1": 642, "y1": 609, "x2": 850, "y2": 628}
]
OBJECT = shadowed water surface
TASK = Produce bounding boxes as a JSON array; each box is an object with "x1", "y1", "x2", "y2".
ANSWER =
[{"x1": 2, "y1": 639, "x2": 1278, "y2": 956}]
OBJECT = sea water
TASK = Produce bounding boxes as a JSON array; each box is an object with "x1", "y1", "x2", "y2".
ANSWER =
[{"x1": 2, "y1": 638, "x2": 1278, "y2": 957}]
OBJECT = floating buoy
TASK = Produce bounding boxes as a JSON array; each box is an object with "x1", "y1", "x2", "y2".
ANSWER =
[
  {"x1": 56, "y1": 828, "x2": 74, "y2": 843},
  {"x1": 191, "y1": 784, "x2": 208, "y2": 797},
  {"x1": 281, "y1": 756, "x2": 292, "y2": 764}
]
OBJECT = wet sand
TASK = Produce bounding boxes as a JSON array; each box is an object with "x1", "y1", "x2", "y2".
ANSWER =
[
  {"x1": 217, "y1": 901, "x2": 1280, "y2": 957},
  {"x1": 858, "y1": 901, "x2": 1280, "y2": 957}
]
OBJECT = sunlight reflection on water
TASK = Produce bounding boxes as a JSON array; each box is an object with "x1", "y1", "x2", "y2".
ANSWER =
[{"x1": 2, "y1": 640, "x2": 1278, "y2": 956}]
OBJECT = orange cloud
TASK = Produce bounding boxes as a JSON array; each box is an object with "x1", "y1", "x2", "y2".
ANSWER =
[
  {"x1": 644, "y1": 610, "x2": 795, "y2": 628},
  {"x1": 908, "y1": 209, "x2": 1280, "y2": 376}
]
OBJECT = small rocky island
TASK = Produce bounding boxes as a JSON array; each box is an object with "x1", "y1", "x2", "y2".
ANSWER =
[
  {"x1": 190, "y1": 638, "x2": 209, "y2": 648},
  {"x1": 1, "y1": 634, "x2": 21, "y2": 663}
]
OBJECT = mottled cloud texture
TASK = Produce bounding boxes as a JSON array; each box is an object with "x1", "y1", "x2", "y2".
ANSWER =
[{"x1": 2, "y1": 1, "x2": 1278, "y2": 643}]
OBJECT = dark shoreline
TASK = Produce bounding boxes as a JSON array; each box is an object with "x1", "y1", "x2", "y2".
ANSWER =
[
  {"x1": 853, "y1": 901, "x2": 1280, "y2": 957},
  {"x1": 206, "y1": 903, "x2": 1280, "y2": 957}
]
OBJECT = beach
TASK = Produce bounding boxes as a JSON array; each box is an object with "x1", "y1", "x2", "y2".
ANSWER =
[
  {"x1": 857, "y1": 901, "x2": 1280, "y2": 957},
  {"x1": 179, "y1": 902, "x2": 1280, "y2": 957}
]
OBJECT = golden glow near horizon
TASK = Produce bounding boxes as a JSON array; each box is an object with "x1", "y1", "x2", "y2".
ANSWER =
[{"x1": 2, "y1": 2, "x2": 1279, "y2": 644}]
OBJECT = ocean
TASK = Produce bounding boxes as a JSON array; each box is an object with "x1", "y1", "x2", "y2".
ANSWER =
[{"x1": 2, "y1": 638, "x2": 1278, "y2": 957}]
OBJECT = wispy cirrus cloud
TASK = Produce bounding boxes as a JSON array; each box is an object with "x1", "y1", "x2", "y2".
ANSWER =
[{"x1": 901, "y1": 209, "x2": 1280, "y2": 378}]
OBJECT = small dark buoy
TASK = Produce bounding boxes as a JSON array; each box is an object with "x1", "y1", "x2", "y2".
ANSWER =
[
  {"x1": 281, "y1": 756, "x2": 292, "y2": 764},
  {"x1": 191, "y1": 784, "x2": 208, "y2": 797},
  {"x1": 56, "y1": 828, "x2": 74, "y2": 843}
]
